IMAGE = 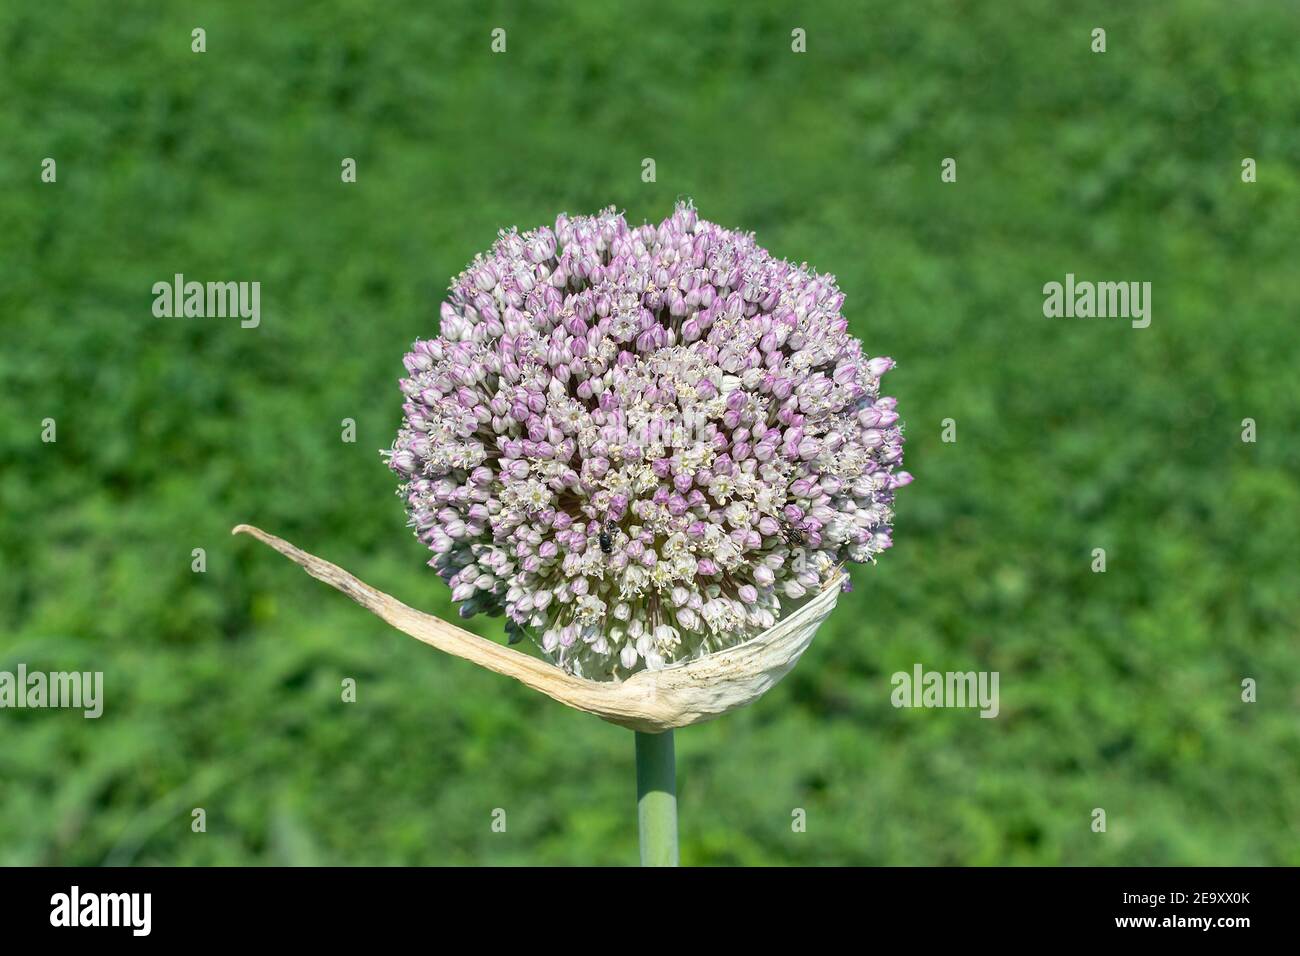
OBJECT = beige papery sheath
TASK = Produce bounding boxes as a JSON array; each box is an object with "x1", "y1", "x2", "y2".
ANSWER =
[{"x1": 233, "y1": 524, "x2": 844, "y2": 733}]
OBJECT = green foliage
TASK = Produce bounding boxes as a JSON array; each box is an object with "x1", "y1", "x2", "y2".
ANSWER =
[{"x1": 1, "y1": 0, "x2": 1297, "y2": 865}]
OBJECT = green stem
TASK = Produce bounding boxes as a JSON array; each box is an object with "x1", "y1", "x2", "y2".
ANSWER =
[{"x1": 635, "y1": 729, "x2": 678, "y2": 866}]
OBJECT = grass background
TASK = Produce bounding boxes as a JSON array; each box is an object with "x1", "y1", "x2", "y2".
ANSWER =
[{"x1": 1, "y1": 0, "x2": 1297, "y2": 865}]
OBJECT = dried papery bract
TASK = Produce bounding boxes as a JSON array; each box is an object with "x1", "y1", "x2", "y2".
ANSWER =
[{"x1": 232, "y1": 524, "x2": 843, "y2": 733}]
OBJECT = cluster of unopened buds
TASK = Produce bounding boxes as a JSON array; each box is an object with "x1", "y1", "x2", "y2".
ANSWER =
[{"x1": 386, "y1": 202, "x2": 910, "y2": 680}]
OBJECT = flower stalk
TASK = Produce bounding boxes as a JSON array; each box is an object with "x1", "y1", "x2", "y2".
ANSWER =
[{"x1": 635, "y1": 729, "x2": 678, "y2": 866}]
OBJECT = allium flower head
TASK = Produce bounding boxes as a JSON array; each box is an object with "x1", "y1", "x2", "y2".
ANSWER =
[{"x1": 387, "y1": 203, "x2": 911, "y2": 680}]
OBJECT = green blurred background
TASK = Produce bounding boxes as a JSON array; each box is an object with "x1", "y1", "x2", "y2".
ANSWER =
[{"x1": 2, "y1": 0, "x2": 1297, "y2": 865}]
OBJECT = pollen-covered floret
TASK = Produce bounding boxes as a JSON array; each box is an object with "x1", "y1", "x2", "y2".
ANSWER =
[{"x1": 386, "y1": 203, "x2": 911, "y2": 680}]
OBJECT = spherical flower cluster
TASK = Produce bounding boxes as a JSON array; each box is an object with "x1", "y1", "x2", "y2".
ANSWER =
[{"x1": 386, "y1": 203, "x2": 910, "y2": 680}]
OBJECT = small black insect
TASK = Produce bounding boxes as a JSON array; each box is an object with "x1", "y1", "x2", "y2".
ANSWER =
[
  {"x1": 599, "y1": 519, "x2": 617, "y2": 554},
  {"x1": 781, "y1": 520, "x2": 806, "y2": 548},
  {"x1": 504, "y1": 619, "x2": 526, "y2": 646}
]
